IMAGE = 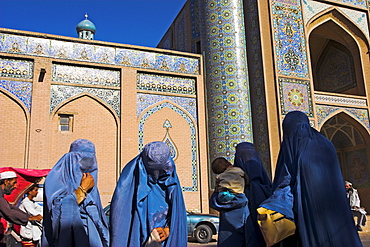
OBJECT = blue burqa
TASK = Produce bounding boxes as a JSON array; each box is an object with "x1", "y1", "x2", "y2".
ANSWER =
[
  {"x1": 109, "y1": 141, "x2": 187, "y2": 247},
  {"x1": 271, "y1": 111, "x2": 362, "y2": 247},
  {"x1": 42, "y1": 139, "x2": 109, "y2": 247},
  {"x1": 234, "y1": 142, "x2": 272, "y2": 247},
  {"x1": 210, "y1": 192, "x2": 250, "y2": 247}
]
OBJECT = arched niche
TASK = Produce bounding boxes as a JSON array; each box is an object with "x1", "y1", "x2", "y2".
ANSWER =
[
  {"x1": 50, "y1": 94, "x2": 118, "y2": 206},
  {"x1": 0, "y1": 89, "x2": 29, "y2": 168},
  {"x1": 320, "y1": 112, "x2": 370, "y2": 209},
  {"x1": 308, "y1": 9, "x2": 367, "y2": 96}
]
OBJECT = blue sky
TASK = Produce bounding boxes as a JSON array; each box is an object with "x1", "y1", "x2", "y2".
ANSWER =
[{"x1": 0, "y1": 0, "x2": 186, "y2": 48}]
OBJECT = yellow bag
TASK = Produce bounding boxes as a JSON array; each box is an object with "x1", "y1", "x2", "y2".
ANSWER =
[{"x1": 257, "y1": 207, "x2": 296, "y2": 247}]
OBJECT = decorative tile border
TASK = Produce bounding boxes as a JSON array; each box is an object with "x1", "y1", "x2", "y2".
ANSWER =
[
  {"x1": 0, "y1": 57, "x2": 33, "y2": 79},
  {"x1": 279, "y1": 77, "x2": 313, "y2": 116},
  {"x1": 137, "y1": 93, "x2": 197, "y2": 121},
  {"x1": 0, "y1": 80, "x2": 32, "y2": 111},
  {"x1": 315, "y1": 94, "x2": 367, "y2": 107},
  {"x1": 200, "y1": 0, "x2": 253, "y2": 161},
  {"x1": 0, "y1": 33, "x2": 200, "y2": 75},
  {"x1": 138, "y1": 101, "x2": 198, "y2": 191},
  {"x1": 52, "y1": 64, "x2": 120, "y2": 87},
  {"x1": 316, "y1": 104, "x2": 370, "y2": 129},
  {"x1": 339, "y1": 7, "x2": 369, "y2": 38},
  {"x1": 50, "y1": 84, "x2": 120, "y2": 116},
  {"x1": 271, "y1": 1, "x2": 310, "y2": 78},
  {"x1": 328, "y1": 0, "x2": 367, "y2": 8},
  {"x1": 302, "y1": 0, "x2": 331, "y2": 25},
  {"x1": 137, "y1": 73, "x2": 195, "y2": 95}
]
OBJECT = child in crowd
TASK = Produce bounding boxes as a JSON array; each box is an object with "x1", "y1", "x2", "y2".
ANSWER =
[{"x1": 212, "y1": 157, "x2": 247, "y2": 203}]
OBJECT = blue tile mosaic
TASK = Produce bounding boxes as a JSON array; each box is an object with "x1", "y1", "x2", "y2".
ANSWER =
[
  {"x1": 50, "y1": 84, "x2": 120, "y2": 116},
  {"x1": 0, "y1": 80, "x2": 32, "y2": 111},
  {"x1": 345, "y1": 148, "x2": 370, "y2": 186},
  {"x1": 200, "y1": 0, "x2": 253, "y2": 161},
  {"x1": 137, "y1": 101, "x2": 198, "y2": 191},
  {"x1": 137, "y1": 93, "x2": 197, "y2": 121},
  {"x1": 0, "y1": 33, "x2": 200, "y2": 75},
  {"x1": 0, "y1": 58, "x2": 33, "y2": 79},
  {"x1": 279, "y1": 77, "x2": 313, "y2": 116},
  {"x1": 316, "y1": 105, "x2": 370, "y2": 130},
  {"x1": 271, "y1": 1, "x2": 310, "y2": 78},
  {"x1": 137, "y1": 73, "x2": 195, "y2": 96},
  {"x1": 52, "y1": 64, "x2": 120, "y2": 87}
]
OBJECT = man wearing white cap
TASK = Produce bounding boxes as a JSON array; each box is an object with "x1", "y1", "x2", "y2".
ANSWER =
[{"x1": 0, "y1": 171, "x2": 42, "y2": 246}]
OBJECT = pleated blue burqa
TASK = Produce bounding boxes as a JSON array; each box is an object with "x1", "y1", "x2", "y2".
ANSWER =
[
  {"x1": 234, "y1": 142, "x2": 272, "y2": 247},
  {"x1": 42, "y1": 139, "x2": 109, "y2": 247},
  {"x1": 271, "y1": 111, "x2": 362, "y2": 247},
  {"x1": 109, "y1": 141, "x2": 187, "y2": 247}
]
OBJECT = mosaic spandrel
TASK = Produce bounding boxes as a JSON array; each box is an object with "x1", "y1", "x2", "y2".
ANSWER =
[
  {"x1": 52, "y1": 64, "x2": 120, "y2": 87},
  {"x1": 0, "y1": 58, "x2": 33, "y2": 79}
]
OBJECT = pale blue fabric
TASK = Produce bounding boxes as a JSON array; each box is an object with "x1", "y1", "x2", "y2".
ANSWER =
[
  {"x1": 42, "y1": 139, "x2": 109, "y2": 247},
  {"x1": 110, "y1": 141, "x2": 187, "y2": 247},
  {"x1": 271, "y1": 111, "x2": 362, "y2": 247}
]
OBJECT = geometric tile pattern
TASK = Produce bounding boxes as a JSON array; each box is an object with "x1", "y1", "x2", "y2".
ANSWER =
[
  {"x1": 52, "y1": 64, "x2": 120, "y2": 87},
  {"x1": 0, "y1": 80, "x2": 32, "y2": 111},
  {"x1": 0, "y1": 33, "x2": 200, "y2": 75},
  {"x1": 271, "y1": 1, "x2": 310, "y2": 78},
  {"x1": 279, "y1": 77, "x2": 313, "y2": 116},
  {"x1": 314, "y1": 94, "x2": 367, "y2": 107},
  {"x1": 50, "y1": 85, "x2": 120, "y2": 116},
  {"x1": 200, "y1": 0, "x2": 253, "y2": 161},
  {"x1": 329, "y1": 0, "x2": 367, "y2": 8},
  {"x1": 302, "y1": 1, "x2": 369, "y2": 37},
  {"x1": 302, "y1": 0, "x2": 331, "y2": 25},
  {"x1": 0, "y1": 57, "x2": 33, "y2": 79},
  {"x1": 137, "y1": 101, "x2": 198, "y2": 191},
  {"x1": 345, "y1": 148, "x2": 370, "y2": 187},
  {"x1": 339, "y1": 7, "x2": 369, "y2": 38},
  {"x1": 316, "y1": 104, "x2": 370, "y2": 130},
  {"x1": 137, "y1": 73, "x2": 196, "y2": 96},
  {"x1": 137, "y1": 93, "x2": 197, "y2": 121}
]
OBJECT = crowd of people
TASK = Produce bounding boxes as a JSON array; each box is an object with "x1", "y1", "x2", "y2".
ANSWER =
[{"x1": 0, "y1": 111, "x2": 366, "y2": 247}]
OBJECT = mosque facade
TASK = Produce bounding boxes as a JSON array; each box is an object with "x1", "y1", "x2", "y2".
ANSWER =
[
  {"x1": 158, "y1": 0, "x2": 370, "y2": 209},
  {"x1": 1, "y1": 0, "x2": 370, "y2": 211},
  {"x1": 0, "y1": 17, "x2": 209, "y2": 210}
]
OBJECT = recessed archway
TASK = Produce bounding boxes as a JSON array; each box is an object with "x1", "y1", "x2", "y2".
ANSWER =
[
  {"x1": 308, "y1": 10, "x2": 367, "y2": 96},
  {"x1": 320, "y1": 112, "x2": 370, "y2": 209}
]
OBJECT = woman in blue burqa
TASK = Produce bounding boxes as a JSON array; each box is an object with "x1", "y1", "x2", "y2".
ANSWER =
[
  {"x1": 42, "y1": 139, "x2": 109, "y2": 247},
  {"x1": 234, "y1": 142, "x2": 272, "y2": 247},
  {"x1": 109, "y1": 141, "x2": 187, "y2": 247},
  {"x1": 268, "y1": 111, "x2": 362, "y2": 247}
]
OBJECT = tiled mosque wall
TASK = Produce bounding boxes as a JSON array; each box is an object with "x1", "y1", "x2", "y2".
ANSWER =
[
  {"x1": 199, "y1": 0, "x2": 253, "y2": 163},
  {"x1": 136, "y1": 73, "x2": 199, "y2": 192}
]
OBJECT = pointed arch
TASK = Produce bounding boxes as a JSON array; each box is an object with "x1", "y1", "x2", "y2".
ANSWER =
[
  {"x1": 51, "y1": 92, "x2": 119, "y2": 126},
  {"x1": 319, "y1": 109, "x2": 370, "y2": 135},
  {"x1": 307, "y1": 8, "x2": 369, "y2": 96},
  {"x1": 138, "y1": 100, "x2": 198, "y2": 192},
  {"x1": 320, "y1": 112, "x2": 370, "y2": 197},
  {"x1": 0, "y1": 88, "x2": 29, "y2": 168}
]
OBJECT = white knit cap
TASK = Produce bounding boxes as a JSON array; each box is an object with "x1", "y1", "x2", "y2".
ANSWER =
[{"x1": 0, "y1": 171, "x2": 17, "y2": 180}]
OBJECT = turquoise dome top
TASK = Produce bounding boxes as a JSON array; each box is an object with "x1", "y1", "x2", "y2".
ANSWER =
[{"x1": 76, "y1": 14, "x2": 96, "y2": 33}]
